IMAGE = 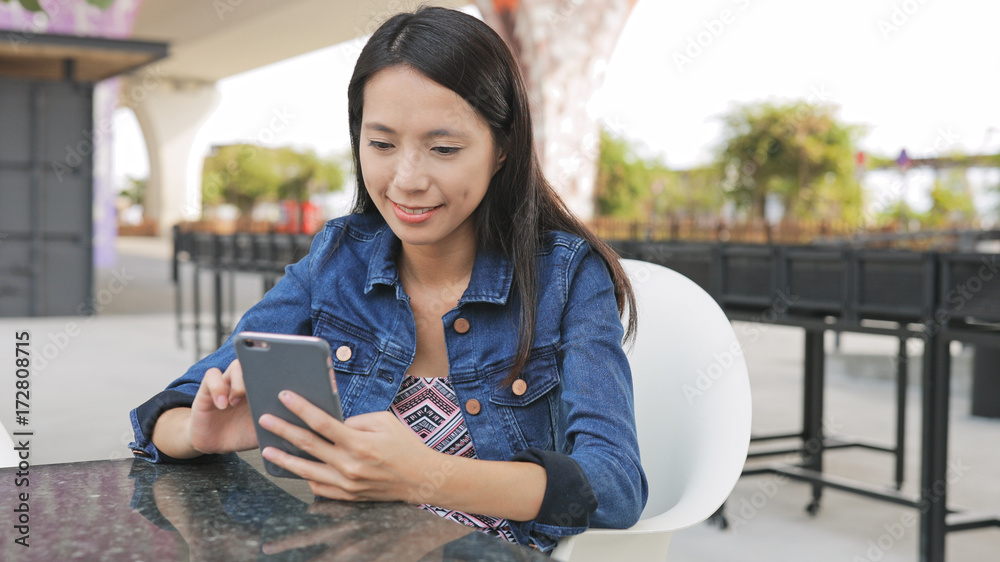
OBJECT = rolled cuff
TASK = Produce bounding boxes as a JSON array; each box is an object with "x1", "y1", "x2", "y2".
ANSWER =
[
  {"x1": 128, "y1": 389, "x2": 218, "y2": 464},
  {"x1": 511, "y1": 448, "x2": 598, "y2": 532}
]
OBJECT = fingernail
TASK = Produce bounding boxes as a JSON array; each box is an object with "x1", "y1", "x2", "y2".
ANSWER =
[
  {"x1": 262, "y1": 447, "x2": 276, "y2": 460},
  {"x1": 259, "y1": 415, "x2": 272, "y2": 429},
  {"x1": 230, "y1": 396, "x2": 241, "y2": 406},
  {"x1": 279, "y1": 390, "x2": 293, "y2": 403},
  {"x1": 215, "y1": 395, "x2": 226, "y2": 408}
]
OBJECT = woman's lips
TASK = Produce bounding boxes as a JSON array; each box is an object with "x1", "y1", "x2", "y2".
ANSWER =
[{"x1": 391, "y1": 201, "x2": 442, "y2": 224}]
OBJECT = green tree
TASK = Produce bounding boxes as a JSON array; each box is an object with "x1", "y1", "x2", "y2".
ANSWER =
[
  {"x1": 273, "y1": 147, "x2": 344, "y2": 203},
  {"x1": 202, "y1": 145, "x2": 281, "y2": 216},
  {"x1": 596, "y1": 129, "x2": 650, "y2": 219},
  {"x1": 716, "y1": 101, "x2": 865, "y2": 223},
  {"x1": 596, "y1": 129, "x2": 725, "y2": 220},
  {"x1": 119, "y1": 175, "x2": 147, "y2": 206},
  {"x1": 201, "y1": 145, "x2": 345, "y2": 216},
  {"x1": 925, "y1": 169, "x2": 977, "y2": 228},
  {"x1": 664, "y1": 165, "x2": 725, "y2": 219},
  {"x1": 874, "y1": 199, "x2": 920, "y2": 228}
]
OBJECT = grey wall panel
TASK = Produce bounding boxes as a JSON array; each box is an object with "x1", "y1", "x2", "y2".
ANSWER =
[
  {"x1": 0, "y1": 169, "x2": 31, "y2": 232},
  {"x1": 41, "y1": 169, "x2": 89, "y2": 234},
  {"x1": 0, "y1": 276, "x2": 31, "y2": 316},
  {"x1": 42, "y1": 240, "x2": 90, "y2": 315},
  {"x1": 0, "y1": 240, "x2": 31, "y2": 317},
  {"x1": 39, "y1": 83, "x2": 91, "y2": 167},
  {"x1": 0, "y1": 237, "x2": 30, "y2": 270},
  {"x1": 0, "y1": 78, "x2": 32, "y2": 164},
  {"x1": 0, "y1": 78, "x2": 93, "y2": 317}
]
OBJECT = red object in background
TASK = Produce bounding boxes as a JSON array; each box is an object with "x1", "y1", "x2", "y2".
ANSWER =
[
  {"x1": 493, "y1": 0, "x2": 520, "y2": 11},
  {"x1": 275, "y1": 200, "x2": 321, "y2": 234},
  {"x1": 856, "y1": 151, "x2": 866, "y2": 166}
]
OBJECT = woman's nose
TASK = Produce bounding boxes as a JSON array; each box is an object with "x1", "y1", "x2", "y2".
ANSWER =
[{"x1": 391, "y1": 150, "x2": 428, "y2": 192}]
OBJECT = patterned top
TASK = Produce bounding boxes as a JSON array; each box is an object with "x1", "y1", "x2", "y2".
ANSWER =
[{"x1": 390, "y1": 375, "x2": 518, "y2": 543}]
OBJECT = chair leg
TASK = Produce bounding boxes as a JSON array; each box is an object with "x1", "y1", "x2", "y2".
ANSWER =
[
  {"x1": 894, "y1": 336, "x2": 908, "y2": 491},
  {"x1": 707, "y1": 503, "x2": 729, "y2": 529},
  {"x1": 803, "y1": 329, "x2": 825, "y2": 516}
]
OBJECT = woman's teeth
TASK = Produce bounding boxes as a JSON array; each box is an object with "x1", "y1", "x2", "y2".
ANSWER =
[{"x1": 398, "y1": 204, "x2": 436, "y2": 214}]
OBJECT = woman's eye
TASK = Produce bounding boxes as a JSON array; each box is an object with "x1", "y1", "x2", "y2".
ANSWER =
[
  {"x1": 432, "y1": 146, "x2": 460, "y2": 155},
  {"x1": 368, "y1": 140, "x2": 393, "y2": 150}
]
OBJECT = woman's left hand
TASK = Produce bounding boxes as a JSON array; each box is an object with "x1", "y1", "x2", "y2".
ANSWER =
[{"x1": 259, "y1": 391, "x2": 441, "y2": 503}]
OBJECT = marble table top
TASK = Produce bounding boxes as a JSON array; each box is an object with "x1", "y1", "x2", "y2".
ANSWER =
[{"x1": 0, "y1": 451, "x2": 547, "y2": 561}]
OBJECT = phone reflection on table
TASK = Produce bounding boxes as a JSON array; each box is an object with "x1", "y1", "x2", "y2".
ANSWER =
[{"x1": 129, "y1": 453, "x2": 540, "y2": 561}]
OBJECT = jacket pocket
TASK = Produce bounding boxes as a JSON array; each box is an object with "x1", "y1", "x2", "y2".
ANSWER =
[
  {"x1": 313, "y1": 311, "x2": 380, "y2": 376},
  {"x1": 487, "y1": 346, "x2": 561, "y2": 451},
  {"x1": 313, "y1": 311, "x2": 382, "y2": 411}
]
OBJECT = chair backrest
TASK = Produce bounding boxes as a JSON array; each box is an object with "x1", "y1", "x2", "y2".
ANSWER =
[{"x1": 621, "y1": 259, "x2": 751, "y2": 528}]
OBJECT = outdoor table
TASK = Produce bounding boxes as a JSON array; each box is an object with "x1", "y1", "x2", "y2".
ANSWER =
[{"x1": 0, "y1": 450, "x2": 546, "y2": 561}]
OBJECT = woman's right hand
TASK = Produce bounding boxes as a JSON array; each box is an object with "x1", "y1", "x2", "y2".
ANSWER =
[{"x1": 187, "y1": 359, "x2": 258, "y2": 455}]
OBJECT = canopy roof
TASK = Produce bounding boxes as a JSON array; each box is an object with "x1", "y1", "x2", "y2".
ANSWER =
[{"x1": 0, "y1": 30, "x2": 166, "y2": 82}]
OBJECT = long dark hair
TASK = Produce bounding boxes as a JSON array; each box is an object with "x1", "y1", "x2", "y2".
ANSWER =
[{"x1": 348, "y1": 6, "x2": 636, "y2": 386}]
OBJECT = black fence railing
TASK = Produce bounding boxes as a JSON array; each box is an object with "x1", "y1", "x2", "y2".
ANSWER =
[
  {"x1": 607, "y1": 240, "x2": 1000, "y2": 328},
  {"x1": 173, "y1": 229, "x2": 1000, "y2": 349},
  {"x1": 172, "y1": 228, "x2": 315, "y2": 358}
]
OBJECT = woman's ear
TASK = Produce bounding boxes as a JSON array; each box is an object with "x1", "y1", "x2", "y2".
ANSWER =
[{"x1": 494, "y1": 151, "x2": 507, "y2": 174}]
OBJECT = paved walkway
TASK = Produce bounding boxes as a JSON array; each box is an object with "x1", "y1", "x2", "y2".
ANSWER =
[{"x1": 1, "y1": 236, "x2": 997, "y2": 561}]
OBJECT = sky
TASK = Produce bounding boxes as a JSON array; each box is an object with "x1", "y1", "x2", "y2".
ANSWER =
[{"x1": 113, "y1": 0, "x2": 1000, "y2": 217}]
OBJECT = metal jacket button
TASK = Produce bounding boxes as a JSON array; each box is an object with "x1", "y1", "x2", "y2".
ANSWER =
[
  {"x1": 465, "y1": 399, "x2": 481, "y2": 415},
  {"x1": 512, "y1": 379, "x2": 527, "y2": 396},
  {"x1": 335, "y1": 345, "x2": 352, "y2": 362},
  {"x1": 454, "y1": 318, "x2": 470, "y2": 334}
]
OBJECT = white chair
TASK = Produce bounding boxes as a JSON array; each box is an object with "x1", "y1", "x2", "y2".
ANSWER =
[{"x1": 551, "y1": 259, "x2": 752, "y2": 561}]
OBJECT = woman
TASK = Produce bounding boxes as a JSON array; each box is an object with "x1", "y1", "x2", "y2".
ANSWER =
[{"x1": 129, "y1": 6, "x2": 646, "y2": 552}]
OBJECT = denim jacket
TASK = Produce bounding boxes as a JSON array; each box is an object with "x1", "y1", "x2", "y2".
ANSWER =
[{"x1": 129, "y1": 212, "x2": 647, "y2": 550}]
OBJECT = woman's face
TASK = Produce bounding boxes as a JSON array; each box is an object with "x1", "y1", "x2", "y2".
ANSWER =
[{"x1": 359, "y1": 65, "x2": 503, "y2": 254}]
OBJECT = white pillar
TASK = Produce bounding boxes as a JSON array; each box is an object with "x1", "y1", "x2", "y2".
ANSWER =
[{"x1": 123, "y1": 75, "x2": 220, "y2": 235}]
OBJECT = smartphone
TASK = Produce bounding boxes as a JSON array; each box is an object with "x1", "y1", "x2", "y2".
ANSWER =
[{"x1": 234, "y1": 332, "x2": 344, "y2": 478}]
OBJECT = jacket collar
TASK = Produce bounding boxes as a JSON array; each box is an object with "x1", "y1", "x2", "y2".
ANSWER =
[{"x1": 364, "y1": 219, "x2": 513, "y2": 305}]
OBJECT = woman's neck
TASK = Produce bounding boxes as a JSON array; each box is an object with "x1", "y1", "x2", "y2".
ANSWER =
[{"x1": 398, "y1": 238, "x2": 477, "y2": 293}]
